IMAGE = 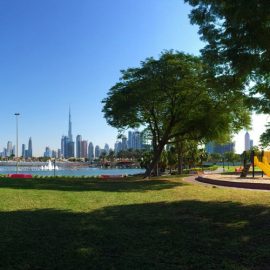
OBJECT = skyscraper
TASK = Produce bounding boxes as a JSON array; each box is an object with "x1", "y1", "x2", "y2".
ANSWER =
[
  {"x1": 122, "y1": 136, "x2": 127, "y2": 151},
  {"x1": 12, "y1": 146, "x2": 15, "y2": 156},
  {"x1": 61, "y1": 108, "x2": 75, "y2": 159},
  {"x1": 67, "y1": 141, "x2": 75, "y2": 158},
  {"x1": 44, "y1": 146, "x2": 52, "y2": 158},
  {"x1": 205, "y1": 141, "x2": 235, "y2": 154},
  {"x1": 245, "y1": 132, "x2": 251, "y2": 151},
  {"x1": 61, "y1": 136, "x2": 65, "y2": 157},
  {"x1": 22, "y1": 144, "x2": 26, "y2": 157},
  {"x1": 7, "y1": 141, "x2": 12, "y2": 157},
  {"x1": 62, "y1": 136, "x2": 68, "y2": 158},
  {"x1": 95, "y1": 145, "x2": 100, "y2": 159},
  {"x1": 134, "y1": 131, "x2": 142, "y2": 149},
  {"x1": 68, "y1": 107, "x2": 73, "y2": 142},
  {"x1": 81, "y1": 140, "x2": 88, "y2": 158},
  {"x1": 127, "y1": 130, "x2": 142, "y2": 150},
  {"x1": 52, "y1": 150, "x2": 57, "y2": 158},
  {"x1": 214, "y1": 142, "x2": 235, "y2": 154},
  {"x1": 76, "y1": 135, "x2": 82, "y2": 158},
  {"x1": 114, "y1": 141, "x2": 122, "y2": 154},
  {"x1": 128, "y1": 131, "x2": 133, "y2": 149},
  {"x1": 28, "y1": 137, "x2": 32, "y2": 158},
  {"x1": 57, "y1": 149, "x2": 61, "y2": 159},
  {"x1": 88, "y1": 142, "x2": 94, "y2": 161},
  {"x1": 104, "y1": 143, "x2": 110, "y2": 155},
  {"x1": 205, "y1": 142, "x2": 214, "y2": 154}
]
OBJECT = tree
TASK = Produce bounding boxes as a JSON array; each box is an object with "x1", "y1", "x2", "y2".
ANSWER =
[
  {"x1": 100, "y1": 152, "x2": 106, "y2": 165},
  {"x1": 107, "y1": 150, "x2": 115, "y2": 163},
  {"x1": 209, "y1": 153, "x2": 222, "y2": 164},
  {"x1": 102, "y1": 51, "x2": 250, "y2": 177},
  {"x1": 38, "y1": 156, "x2": 50, "y2": 162},
  {"x1": 174, "y1": 139, "x2": 198, "y2": 174},
  {"x1": 185, "y1": 0, "x2": 270, "y2": 112},
  {"x1": 167, "y1": 147, "x2": 177, "y2": 173},
  {"x1": 159, "y1": 150, "x2": 168, "y2": 173},
  {"x1": 167, "y1": 139, "x2": 206, "y2": 174},
  {"x1": 260, "y1": 123, "x2": 270, "y2": 148},
  {"x1": 139, "y1": 151, "x2": 153, "y2": 170},
  {"x1": 198, "y1": 148, "x2": 208, "y2": 168},
  {"x1": 224, "y1": 152, "x2": 239, "y2": 166}
]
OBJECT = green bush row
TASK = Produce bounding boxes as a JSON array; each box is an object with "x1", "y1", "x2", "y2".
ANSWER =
[{"x1": 183, "y1": 166, "x2": 218, "y2": 173}]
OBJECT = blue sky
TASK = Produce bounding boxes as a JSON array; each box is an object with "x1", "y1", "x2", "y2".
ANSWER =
[{"x1": 0, "y1": 0, "x2": 266, "y2": 155}]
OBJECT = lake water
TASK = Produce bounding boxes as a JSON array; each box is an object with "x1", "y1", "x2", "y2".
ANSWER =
[{"x1": 0, "y1": 166, "x2": 145, "y2": 177}]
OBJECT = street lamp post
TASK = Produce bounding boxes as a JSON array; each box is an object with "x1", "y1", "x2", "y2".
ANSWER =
[{"x1": 14, "y1": 113, "x2": 20, "y2": 174}]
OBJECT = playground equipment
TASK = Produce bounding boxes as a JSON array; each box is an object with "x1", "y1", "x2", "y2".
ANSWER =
[
  {"x1": 241, "y1": 150, "x2": 270, "y2": 178},
  {"x1": 240, "y1": 163, "x2": 251, "y2": 177},
  {"x1": 254, "y1": 156, "x2": 270, "y2": 177}
]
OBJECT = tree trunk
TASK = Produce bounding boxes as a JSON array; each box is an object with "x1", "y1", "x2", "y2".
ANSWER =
[
  {"x1": 177, "y1": 141, "x2": 184, "y2": 175},
  {"x1": 144, "y1": 143, "x2": 165, "y2": 178},
  {"x1": 144, "y1": 120, "x2": 175, "y2": 178}
]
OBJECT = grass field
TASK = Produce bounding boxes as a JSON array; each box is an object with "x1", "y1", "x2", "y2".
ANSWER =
[{"x1": 1, "y1": 176, "x2": 270, "y2": 269}]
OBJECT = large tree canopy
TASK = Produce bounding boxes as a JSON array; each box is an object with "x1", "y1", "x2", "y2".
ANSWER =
[
  {"x1": 102, "y1": 51, "x2": 250, "y2": 176},
  {"x1": 185, "y1": 0, "x2": 270, "y2": 112},
  {"x1": 260, "y1": 123, "x2": 270, "y2": 148}
]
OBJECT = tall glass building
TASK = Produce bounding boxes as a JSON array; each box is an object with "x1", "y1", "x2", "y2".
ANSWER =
[
  {"x1": 28, "y1": 137, "x2": 32, "y2": 158},
  {"x1": 76, "y1": 135, "x2": 82, "y2": 158}
]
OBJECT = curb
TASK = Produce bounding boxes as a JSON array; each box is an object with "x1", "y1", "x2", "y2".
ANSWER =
[{"x1": 196, "y1": 176, "x2": 270, "y2": 190}]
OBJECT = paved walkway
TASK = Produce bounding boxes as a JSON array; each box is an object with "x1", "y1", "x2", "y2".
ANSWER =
[{"x1": 203, "y1": 167, "x2": 224, "y2": 174}]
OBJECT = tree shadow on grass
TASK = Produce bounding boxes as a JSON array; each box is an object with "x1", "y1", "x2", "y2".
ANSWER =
[
  {"x1": 0, "y1": 177, "x2": 184, "y2": 192},
  {"x1": 1, "y1": 201, "x2": 270, "y2": 269}
]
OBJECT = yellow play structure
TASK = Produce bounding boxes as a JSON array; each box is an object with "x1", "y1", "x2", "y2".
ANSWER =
[{"x1": 254, "y1": 156, "x2": 270, "y2": 177}]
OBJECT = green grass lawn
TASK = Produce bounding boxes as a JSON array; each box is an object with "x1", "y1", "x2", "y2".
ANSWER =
[{"x1": 1, "y1": 176, "x2": 270, "y2": 269}]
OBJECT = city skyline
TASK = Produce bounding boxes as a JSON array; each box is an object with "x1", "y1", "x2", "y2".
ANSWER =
[
  {"x1": 0, "y1": 1, "x2": 268, "y2": 155},
  {"x1": 0, "y1": 108, "x2": 145, "y2": 159},
  {"x1": 0, "y1": 109, "x2": 267, "y2": 156}
]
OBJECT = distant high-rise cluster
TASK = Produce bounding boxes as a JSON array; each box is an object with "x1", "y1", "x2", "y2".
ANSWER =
[
  {"x1": 44, "y1": 108, "x2": 110, "y2": 160},
  {"x1": 114, "y1": 130, "x2": 143, "y2": 154},
  {"x1": 22, "y1": 137, "x2": 33, "y2": 158},
  {"x1": 244, "y1": 131, "x2": 253, "y2": 151},
  {"x1": 44, "y1": 146, "x2": 52, "y2": 158},
  {"x1": 0, "y1": 108, "x2": 146, "y2": 160},
  {"x1": 128, "y1": 131, "x2": 142, "y2": 149},
  {"x1": 43, "y1": 146, "x2": 59, "y2": 158},
  {"x1": 0, "y1": 137, "x2": 32, "y2": 158},
  {"x1": 0, "y1": 141, "x2": 15, "y2": 157},
  {"x1": 205, "y1": 141, "x2": 235, "y2": 154},
  {"x1": 75, "y1": 135, "x2": 88, "y2": 159}
]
